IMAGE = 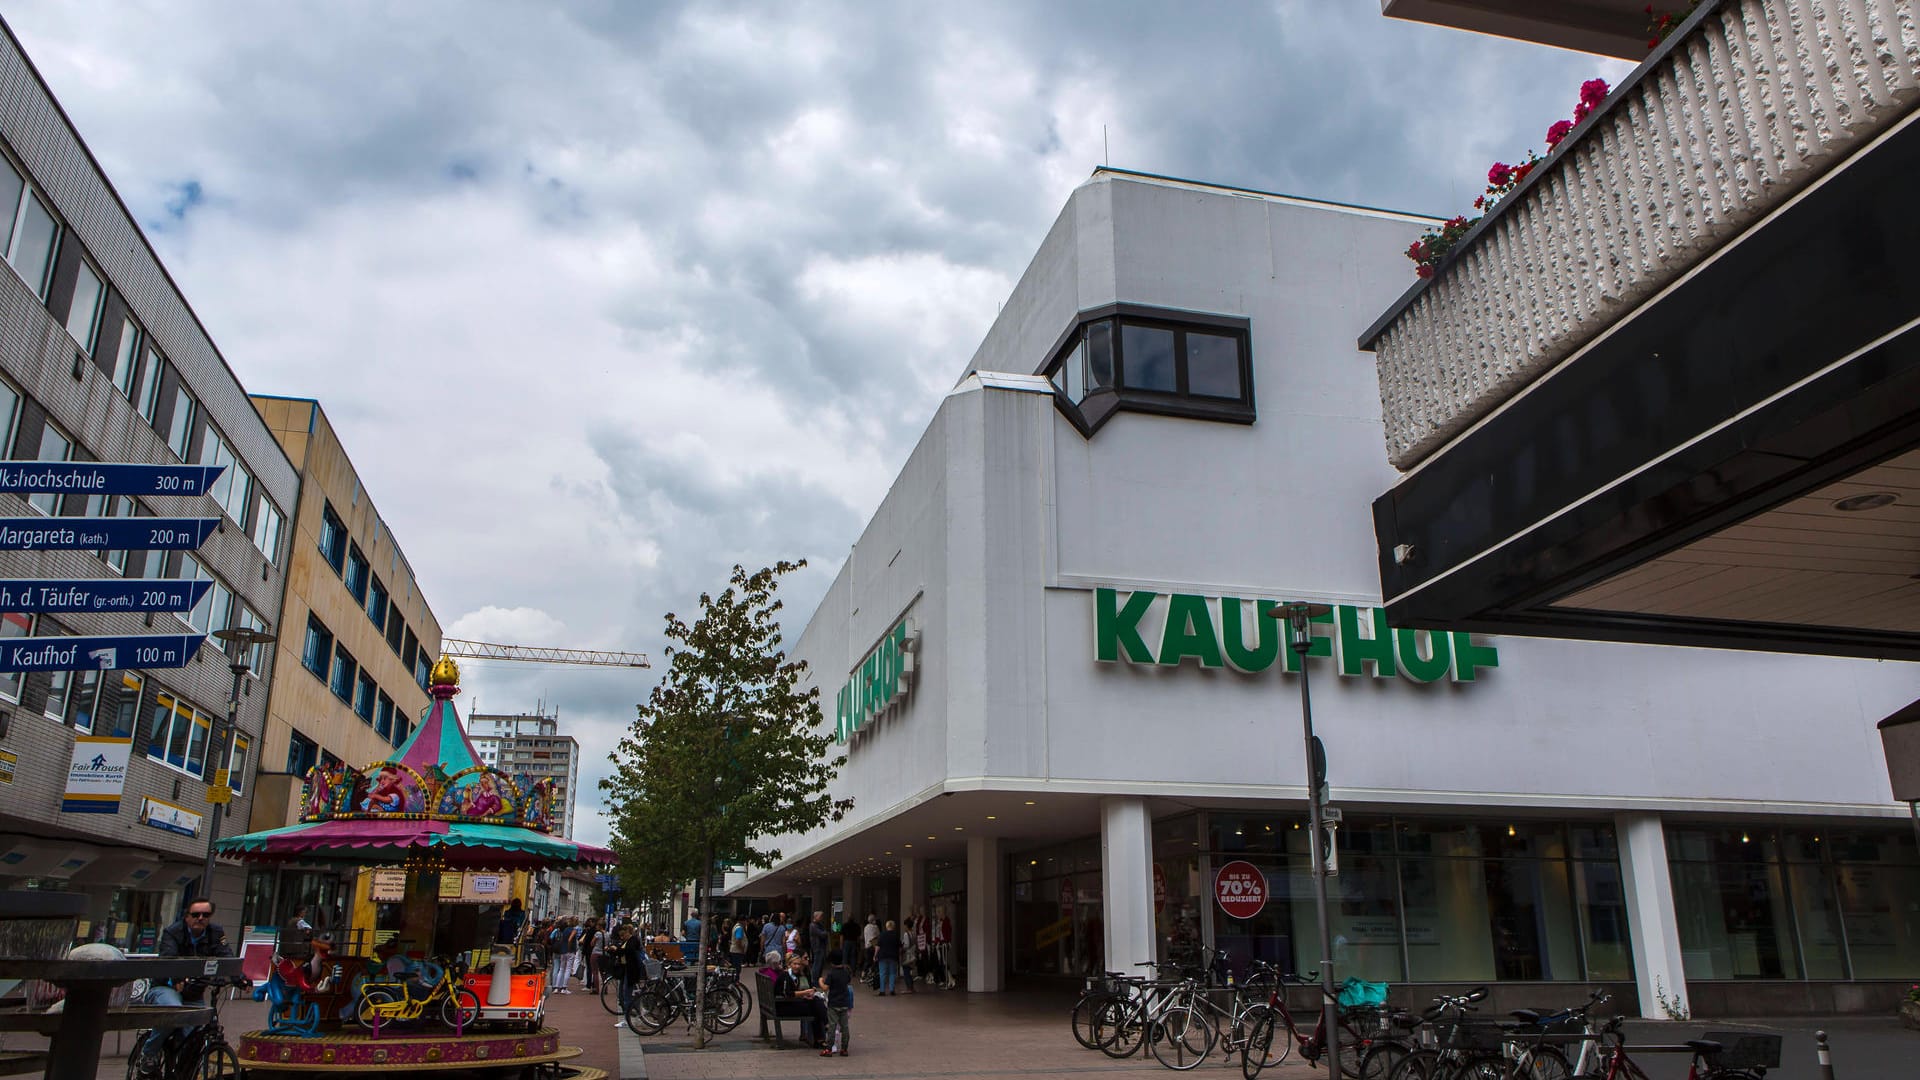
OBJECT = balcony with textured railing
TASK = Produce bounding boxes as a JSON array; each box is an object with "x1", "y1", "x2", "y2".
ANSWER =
[{"x1": 1363, "y1": 0, "x2": 1920, "y2": 471}]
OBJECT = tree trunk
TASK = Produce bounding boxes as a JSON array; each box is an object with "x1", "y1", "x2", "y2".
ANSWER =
[{"x1": 692, "y1": 841, "x2": 712, "y2": 1049}]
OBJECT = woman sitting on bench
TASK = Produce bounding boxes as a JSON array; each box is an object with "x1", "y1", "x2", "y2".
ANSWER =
[{"x1": 773, "y1": 951, "x2": 830, "y2": 1049}]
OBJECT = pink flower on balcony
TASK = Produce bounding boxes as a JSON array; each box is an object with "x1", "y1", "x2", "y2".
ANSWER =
[
  {"x1": 1487, "y1": 162, "x2": 1514, "y2": 187},
  {"x1": 1580, "y1": 79, "x2": 1610, "y2": 109},
  {"x1": 1545, "y1": 119, "x2": 1575, "y2": 147}
]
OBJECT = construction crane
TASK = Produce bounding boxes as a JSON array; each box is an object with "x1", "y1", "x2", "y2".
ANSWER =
[{"x1": 440, "y1": 638, "x2": 651, "y2": 669}]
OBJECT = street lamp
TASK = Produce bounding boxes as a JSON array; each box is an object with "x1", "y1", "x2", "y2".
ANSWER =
[
  {"x1": 1269, "y1": 601, "x2": 1338, "y2": 1078},
  {"x1": 201, "y1": 625, "x2": 276, "y2": 899}
]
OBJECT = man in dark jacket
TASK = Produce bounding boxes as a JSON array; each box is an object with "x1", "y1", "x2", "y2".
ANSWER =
[
  {"x1": 134, "y1": 897, "x2": 235, "y2": 1075},
  {"x1": 808, "y1": 911, "x2": 830, "y2": 978}
]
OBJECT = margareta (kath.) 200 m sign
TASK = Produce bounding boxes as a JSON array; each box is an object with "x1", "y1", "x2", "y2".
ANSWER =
[{"x1": 1094, "y1": 588, "x2": 1498, "y2": 683}]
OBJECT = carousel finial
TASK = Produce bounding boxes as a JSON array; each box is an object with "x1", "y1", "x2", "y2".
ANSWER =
[{"x1": 430, "y1": 654, "x2": 462, "y2": 689}]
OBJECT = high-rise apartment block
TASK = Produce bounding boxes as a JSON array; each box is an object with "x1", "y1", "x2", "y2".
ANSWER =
[{"x1": 470, "y1": 710, "x2": 580, "y2": 840}]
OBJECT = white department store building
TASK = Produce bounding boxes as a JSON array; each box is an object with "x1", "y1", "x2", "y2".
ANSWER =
[{"x1": 732, "y1": 170, "x2": 1920, "y2": 1016}]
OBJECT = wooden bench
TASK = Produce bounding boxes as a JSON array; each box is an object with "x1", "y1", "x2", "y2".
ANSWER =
[{"x1": 752, "y1": 970, "x2": 817, "y2": 1049}]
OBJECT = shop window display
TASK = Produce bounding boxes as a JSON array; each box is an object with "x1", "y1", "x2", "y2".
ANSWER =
[{"x1": 1011, "y1": 838, "x2": 1103, "y2": 977}]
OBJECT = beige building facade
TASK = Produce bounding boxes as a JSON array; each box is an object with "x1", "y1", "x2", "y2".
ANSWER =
[{"x1": 241, "y1": 395, "x2": 444, "y2": 932}]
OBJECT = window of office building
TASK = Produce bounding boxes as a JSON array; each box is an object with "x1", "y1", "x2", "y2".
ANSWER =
[
  {"x1": 375, "y1": 692, "x2": 395, "y2": 740},
  {"x1": 25, "y1": 420, "x2": 72, "y2": 516},
  {"x1": 1043, "y1": 306, "x2": 1254, "y2": 436},
  {"x1": 165, "y1": 384, "x2": 195, "y2": 460},
  {"x1": 176, "y1": 554, "x2": 232, "y2": 639},
  {"x1": 106, "y1": 672, "x2": 142, "y2": 739},
  {"x1": 344, "y1": 543, "x2": 369, "y2": 603},
  {"x1": 111, "y1": 319, "x2": 141, "y2": 398},
  {"x1": 226, "y1": 734, "x2": 250, "y2": 795},
  {"x1": 1669, "y1": 826, "x2": 1920, "y2": 981},
  {"x1": 145, "y1": 690, "x2": 212, "y2": 778},
  {"x1": 366, "y1": 575, "x2": 388, "y2": 629},
  {"x1": 65, "y1": 258, "x2": 104, "y2": 353},
  {"x1": 251, "y1": 494, "x2": 282, "y2": 564},
  {"x1": 98, "y1": 494, "x2": 135, "y2": 574},
  {"x1": 354, "y1": 670, "x2": 376, "y2": 722},
  {"x1": 196, "y1": 426, "x2": 252, "y2": 524},
  {"x1": 317, "y1": 501, "x2": 347, "y2": 572},
  {"x1": 286, "y1": 730, "x2": 318, "y2": 778},
  {"x1": 391, "y1": 708, "x2": 412, "y2": 748},
  {"x1": 0, "y1": 157, "x2": 59, "y2": 299},
  {"x1": 135, "y1": 348, "x2": 164, "y2": 423},
  {"x1": 0, "y1": 377, "x2": 18, "y2": 455},
  {"x1": 330, "y1": 645, "x2": 357, "y2": 704},
  {"x1": 386, "y1": 607, "x2": 405, "y2": 655},
  {"x1": 414, "y1": 649, "x2": 431, "y2": 691},
  {"x1": 234, "y1": 606, "x2": 269, "y2": 674},
  {"x1": 302, "y1": 616, "x2": 333, "y2": 680}
]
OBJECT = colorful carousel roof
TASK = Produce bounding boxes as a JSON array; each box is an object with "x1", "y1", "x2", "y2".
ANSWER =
[{"x1": 214, "y1": 657, "x2": 614, "y2": 873}]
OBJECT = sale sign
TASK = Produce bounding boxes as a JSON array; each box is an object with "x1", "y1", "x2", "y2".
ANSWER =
[{"x1": 1214, "y1": 860, "x2": 1268, "y2": 919}]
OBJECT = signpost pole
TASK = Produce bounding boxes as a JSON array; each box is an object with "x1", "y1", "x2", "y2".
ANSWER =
[
  {"x1": 200, "y1": 626, "x2": 274, "y2": 897},
  {"x1": 1276, "y1": 603, "x2": 1339, "y2": 1079}
]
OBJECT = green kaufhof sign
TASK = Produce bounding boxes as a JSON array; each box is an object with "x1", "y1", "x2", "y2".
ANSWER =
[
  {"x1": 835, "y1": 618, "x2": 917, "y2": 744},
  {"x1": 1094, "y1": 589, "x2": 1497, "y2": 683}
]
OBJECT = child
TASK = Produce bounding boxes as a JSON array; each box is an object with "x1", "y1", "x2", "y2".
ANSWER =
[{"x1": 822, "y1": 949, "x2": 853, "y2": 1057}]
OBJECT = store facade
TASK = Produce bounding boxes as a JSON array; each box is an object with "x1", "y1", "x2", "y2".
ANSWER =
[{"x1": 731, "y1": 170, "x2": 1920, "y2": 1015}]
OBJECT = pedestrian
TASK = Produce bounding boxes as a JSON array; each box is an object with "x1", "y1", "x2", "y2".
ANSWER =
[
  {"x1": 822, "y1": 948, "x2": 853, "y2": 1057},
  {"x1": 808, "y1": 911, "x2": 830, "y2": 979},
  {"x1": 729, "y1": 918, "x2": 747, "y2": 970},
  {"x1": 291, "y1": 905, "x2": 313, "y2": 938},
  {"x1": 683, "y1": 908, "x2": 702, "y2": 944},
  {"x1": 496, "y1": 898, "x2": 526, "y2": 952},
  {"x1": 546, "y1": 917, "x2": 574, "y2": 993},
  {"x1": 583, "y1": 919, "x2": 603, "y2": 992},
  {"x1": 873, "y1": 919, "x2": 902, "y2": 995},
  {"x1": 860, "y1": 913, "x2": 880, "y2": 976}
]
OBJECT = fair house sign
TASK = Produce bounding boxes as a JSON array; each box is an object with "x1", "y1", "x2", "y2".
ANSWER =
[
  {"x1": 1094, "y1": 589, "x2": 1498, "y2": 683},
  {"x1": 835, "y1": 617, "x2": 918, "y2": 745}
]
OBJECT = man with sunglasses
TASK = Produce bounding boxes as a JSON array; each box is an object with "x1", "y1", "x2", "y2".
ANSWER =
[{"x1": 132, "y1": 897, "x2": 235, "y2": 1077}]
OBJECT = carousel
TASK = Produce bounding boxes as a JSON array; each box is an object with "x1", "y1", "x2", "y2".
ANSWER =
[{"x1": 213, "y1": 656, "x2": 615, "y2": 1077}]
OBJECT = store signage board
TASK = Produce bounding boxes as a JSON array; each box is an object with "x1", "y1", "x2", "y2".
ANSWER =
[
  {"x1": 371, "y1": 869, "x2": 407, "y2": 902},
  {"x1": 1214, "y1": 860, "x2": 1268, "y2": 920},
  {"x1": 0, "y1": 747, "x2": 15, "y2": 784},
  {"x1": 1094, "y1": 589, "x2": 1499, "y2": 683},
  {"x1": 0, "y1": 517, "x2": 220, "y2": 552},
  {"x1": 0, "y1": 633, "x2": 205, "y2": 672},
  {"x1": 834, "y1": 616, "x2": 917, "y2": 745},
  {"x1": 0, "y1": 462, "x2": 225, "y2": 497},
  {"x1": 139, "y1": 795, "x2": 202, "y2": 837},
  {"x1": 0, "y1": 579, "x2": 212, "y2": 614},
  {"x1": 62, "y1": 735, "x2": 133, "y2": 813}
]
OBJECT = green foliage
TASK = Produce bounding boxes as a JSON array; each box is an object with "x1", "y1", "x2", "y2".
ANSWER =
[{"x1": 602, "y1": 561, "x2": 851, "y2": 902}]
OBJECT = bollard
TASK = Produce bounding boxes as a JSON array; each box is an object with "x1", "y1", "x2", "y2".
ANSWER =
[{"x1": 1814, "y1": 1029, "x2": 1835, "y2": 1080}]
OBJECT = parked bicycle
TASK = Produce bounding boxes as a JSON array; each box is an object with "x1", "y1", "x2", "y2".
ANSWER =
[
  {"x1": 1240, "y1": 970, "x2": 1380, "y2": 1080},
  {"x1": 126, "y1": 977, "x2": 245, "y2": 1080},
  {"x1": 621, "y1": 961, "x2": 750, "y2": 1036}
]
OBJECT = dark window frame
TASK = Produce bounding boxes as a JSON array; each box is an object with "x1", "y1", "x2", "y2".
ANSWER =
[
  {"x1": 317, "y1": 501, "x2": 347, "y2": 572},
  {"x1": 301, "y1": 615, "x2": 332, "y2": 680},
  {"x1": 1039, "y1": 303, "x2": 1255, "y2": 437},
  {"x1": 344, "y1": 543, "x2": 370, "y2": 603}
]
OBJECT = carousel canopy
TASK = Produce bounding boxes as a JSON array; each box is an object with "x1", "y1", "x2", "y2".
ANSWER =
[{"x1": 214, "y1": 657, "x2": 614, "y2": 872}]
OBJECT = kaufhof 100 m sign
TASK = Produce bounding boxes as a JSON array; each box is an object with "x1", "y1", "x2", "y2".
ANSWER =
[
  {"x1": 1094, "y1": 588, "x2": 1497, "y2": 683},
  {"x1": 835, "y1": 618, "x2": 918, "y2": 744}
]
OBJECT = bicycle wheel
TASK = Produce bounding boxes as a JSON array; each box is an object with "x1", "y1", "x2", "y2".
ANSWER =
[
  {"x1": 441, "y1": 987, "x2": 480, "y2": 1030},
  {"x1": 1359, "y1": 1043, "x2": 1409, "y2": 1079},
  {"x1": 1148, "y1": 1006, "x2": 1216, "y2": 1070},
  {"x1": 1386, "y1": 1048, "x2": 1440, "y2": 1080},
  {"x1": 355, "y1": 988, "x2": 397, "y2": 1031},
  {"x1": 1241, "y1": 1010, "x2": 1278, "y2": 1080},
  {"x1": 1098, "y1": 999, "x2": 1147, "y2": 1059},
  {"x1": 1513, "y1": 1046, "x2": 1572, "y2": 1080},
  {"x1": 702, "y1": 987, "x2": 745, "y2": 1032},
  {"x1": 190, "y1": 1042, "x2": 241, "y2": 1079},
  {"x1": 625, "y1": 986, "x2": 674, "y2": 1036},
  {"x1": 1336, "y1": 1018, "x2": 1370, "y2": 1078},
  {"x1": 599, "y1": 976, "x2": 622, "y2": 1015},
  {"x1": 726, "y1": 980, "x2": 752, "y2": 1021},
  {"x1": 1071, "y1": 993, "x2": 1105, "y2": 1049}
]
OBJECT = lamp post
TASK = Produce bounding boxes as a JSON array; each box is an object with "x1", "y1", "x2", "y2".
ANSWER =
[
  {"x1": 1271, "y1": 601, "x2": 1338, "y2": 1079},
  {"x1": 201, "y1": 625, "x2": 276, "y2": 899}
]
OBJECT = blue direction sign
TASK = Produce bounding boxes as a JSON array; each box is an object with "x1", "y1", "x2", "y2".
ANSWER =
[
  {"x1": 0, "y1": 517, "x2": 219, "y2": 551},
  {"x1": 0, "y1": 633, "x2": 206, "y2": 672},
  {"x1": 0, "y1": 579, "x2": 212, "y2": 614},
  {"x1": 0, "y1": 462, "x2": 225, "y2": 497}
]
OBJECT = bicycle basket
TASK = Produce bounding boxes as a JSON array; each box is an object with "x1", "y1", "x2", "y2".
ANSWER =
[
  {"x1": 1700, "y1": 1032, "x2": 1782, "y2": 1069},
  {"x1": 641, "y1": 956, "x2": 664, "y2": 981},
  {"x1": 1438, "y1": 1020, "x2": 1508, "y2": 1052}
]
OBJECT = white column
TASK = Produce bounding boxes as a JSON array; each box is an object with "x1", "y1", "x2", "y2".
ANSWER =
[
  {"x1": 811, "y1": 882, "x2": 832, "y2": 922},
  {"x1": 966, "y1": 835, "x2": 1004, "y2": 992},
  {"x1": 899, "y1": 857, "x2": 926, "y2": 924},
  {"x1": 1101, "y1": 796, "x2": 1158, "y2": 978},
  {"x1": 841, "y1": 875, "x2": 862, "y2": 925},
  {"x1": 1616, "y1": 812, "x2": 1690, "y2": 1019}
]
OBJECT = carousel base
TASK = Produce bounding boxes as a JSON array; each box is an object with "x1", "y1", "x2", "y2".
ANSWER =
[{"x1": 238, "y1": 1025, "x2": 591, "y2": 1074}]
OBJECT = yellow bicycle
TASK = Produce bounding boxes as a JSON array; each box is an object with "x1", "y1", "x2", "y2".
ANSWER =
[{"x1": 354, "y1": 955, "x2": 480, "y2": 1031}]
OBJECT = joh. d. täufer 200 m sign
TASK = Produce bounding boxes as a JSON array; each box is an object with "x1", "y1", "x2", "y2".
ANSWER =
[{"x1": 1094, "y1": 588, "x2": 1498, "y2": 683}]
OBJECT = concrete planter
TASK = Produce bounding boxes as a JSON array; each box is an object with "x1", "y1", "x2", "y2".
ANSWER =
[{"x1": 1900, "y1": 998, "x2": 1920, "y2": 1030}]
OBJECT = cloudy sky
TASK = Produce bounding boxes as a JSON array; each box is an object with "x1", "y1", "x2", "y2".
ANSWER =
[{"x1": 6, "y1": 2, "x2": 1625, "y2": 847}]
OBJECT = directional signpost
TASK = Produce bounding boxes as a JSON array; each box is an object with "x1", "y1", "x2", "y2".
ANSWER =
[
  {"x1": 0, "y1": 578, "x2": 212, "y2": 614},
  {"x1": 0, "y1": 462, "x2": 227, "y2": 497},
  {"x1": 0, "y1": 517, "x2": 219, "y2": 551}
]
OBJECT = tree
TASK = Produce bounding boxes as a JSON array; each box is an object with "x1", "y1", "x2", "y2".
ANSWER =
[{"x1": 602, "y1": 561, "x2": 850, "y2": 1046}]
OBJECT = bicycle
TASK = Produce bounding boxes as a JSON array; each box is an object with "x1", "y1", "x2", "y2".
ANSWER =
[
  {"x1": 1240, "y1": 970, "x2": 1381, "y2": 1080},
  {"x1": 1384, "y1": 988, "x2": 1614, "y2": 1080},
  {"x1": 621, "y1": 963, "x2": 749, "y2": 1037},
  {"x1": 1089, "y1": 959, "x2": 1196, "y2": 1061},
  {"x1": 126, "y1": 977, "x2": 244, "y2": 1080},
  {"x1": 355, "y1": 954, "x2": 480, "y2": 1031},
  {"x1": 1581, "y1": 1016, "x2": 1777, "y2": 1080}
]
